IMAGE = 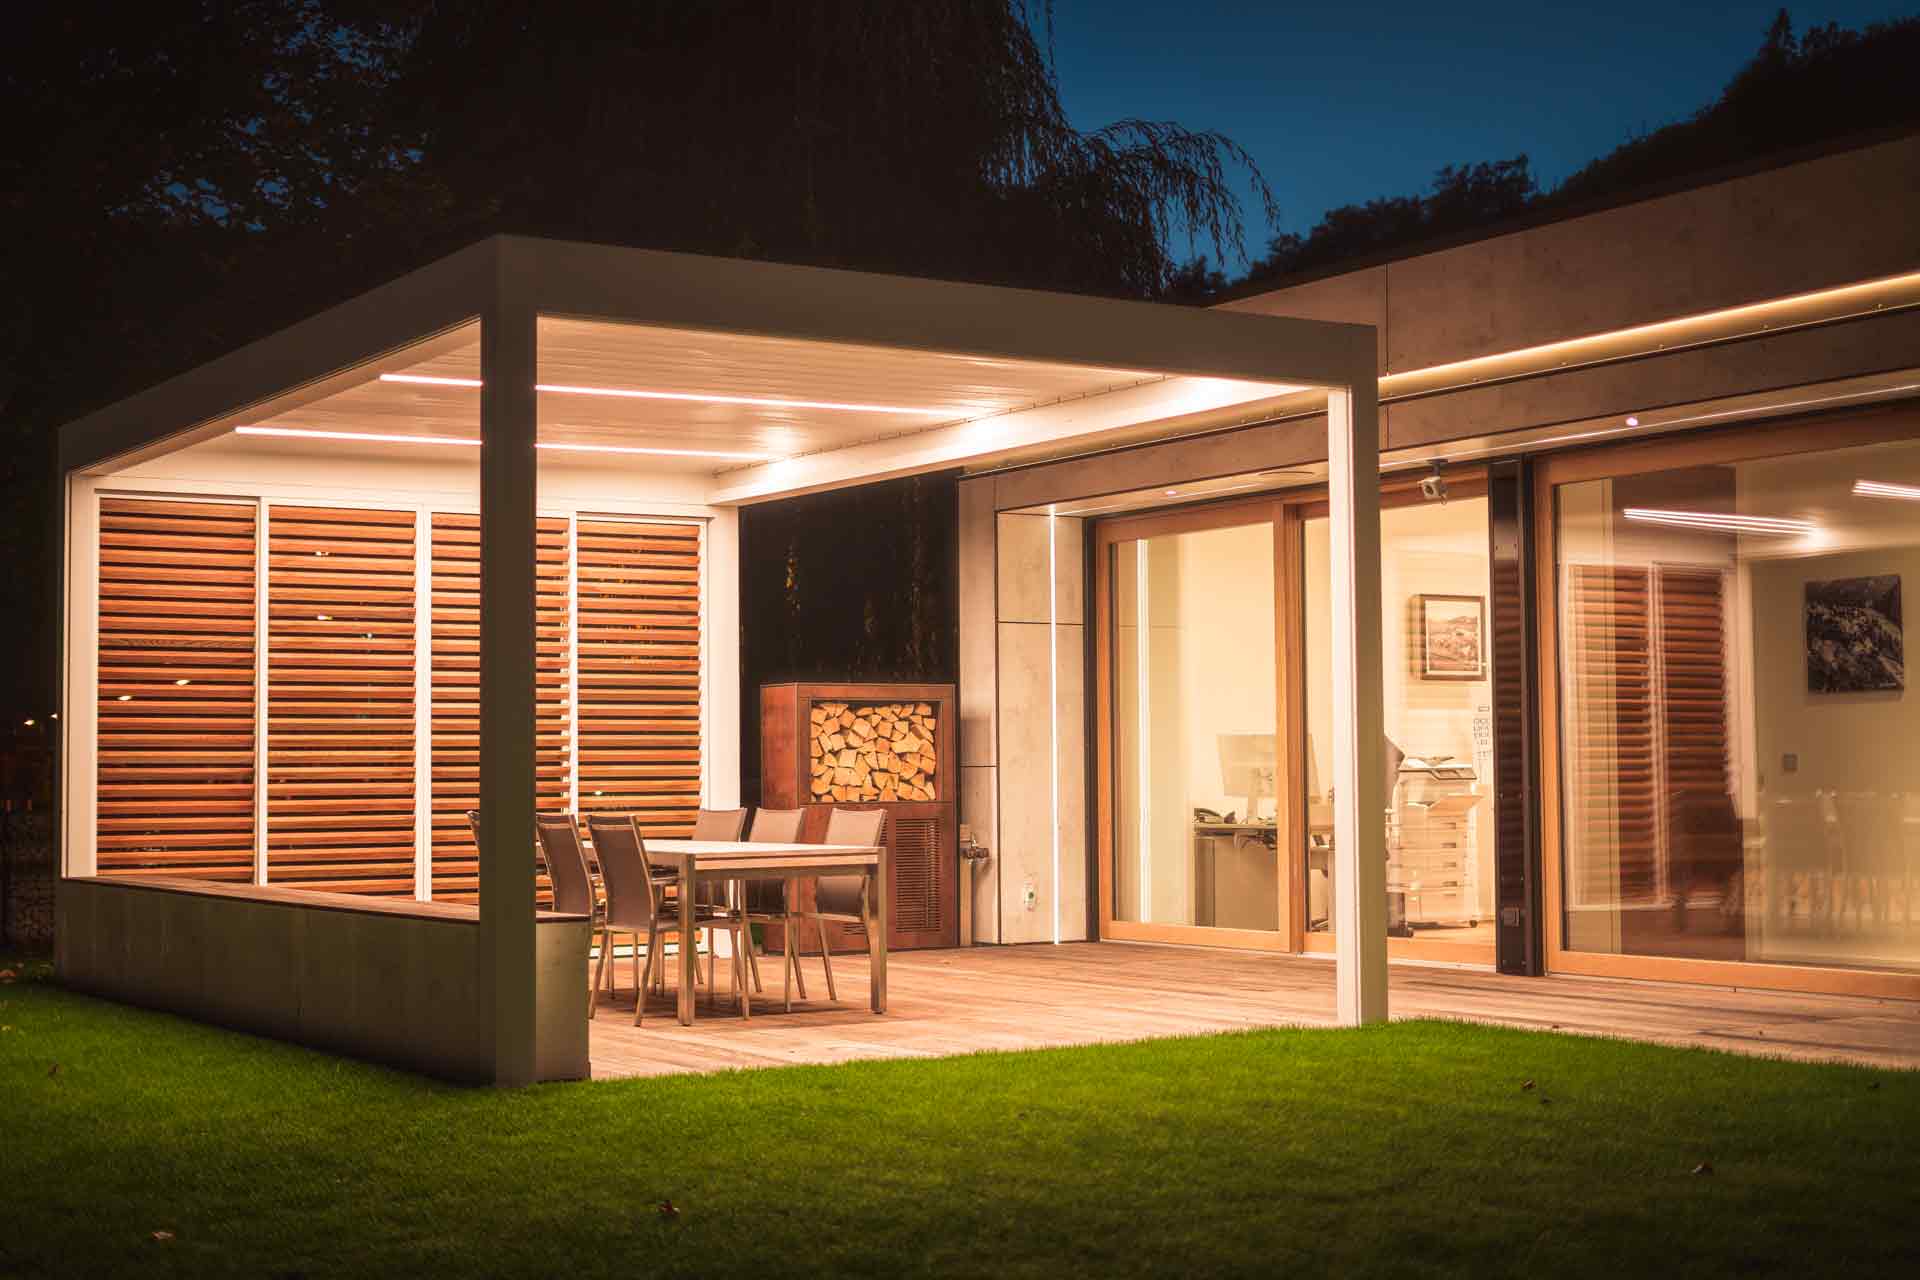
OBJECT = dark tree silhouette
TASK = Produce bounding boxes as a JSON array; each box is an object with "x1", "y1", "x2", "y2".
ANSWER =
[
  {"x1": 1, "y1": 1, "x2": 1275, "y2": 717},
  {"x1": 1244, "y1": 11, "x2": 1920, "y2": 288}
]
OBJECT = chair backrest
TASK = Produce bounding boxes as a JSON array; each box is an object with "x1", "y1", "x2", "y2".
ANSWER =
[
  {"x1": 583, "y1": 813, "x2": 659, "y2": 932},
  {"x1": 823, "y1": 806, "x2": 886, "y2": 849},
  {"x1": 749, "y1": 807, "x2": 806, "y2": 843},
  {"x1": 691, "y1": 807, "x2": 749, "y2": 842},
  {"x1": 533, "y1": 811, "x2": 596, "y2": 917}
]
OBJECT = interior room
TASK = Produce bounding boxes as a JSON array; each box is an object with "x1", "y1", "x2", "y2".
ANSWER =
[{"x1": 1305, "y1": 490, "x2": 1496, "y2": 960}]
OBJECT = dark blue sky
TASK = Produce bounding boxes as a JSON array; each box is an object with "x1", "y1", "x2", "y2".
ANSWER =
[{"x1": 1049, "y1": 1, "x2": 1914, "y2": 266}]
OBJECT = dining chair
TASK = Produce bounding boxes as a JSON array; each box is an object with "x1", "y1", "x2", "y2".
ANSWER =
[
  {"x1": 739, "y1": 807, "x2": 807, "y2": 1010},
  {"x1": 794, "y1": 807, "x2": 887, "y2": 1003},
  {"x1": 523, "y1": 811, "x2": 600, "y2": 1017},
  {"x1": 584, "y1": 812, "x2": 750, "y2": 1024},
  {"x1": 689, "y1": 807, "x2": 751, "y2": 987}
]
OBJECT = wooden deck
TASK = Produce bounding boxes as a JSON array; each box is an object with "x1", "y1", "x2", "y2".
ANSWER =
[{"x1": 585, "y1": 942, "x2": 1920, "y2": 1078}]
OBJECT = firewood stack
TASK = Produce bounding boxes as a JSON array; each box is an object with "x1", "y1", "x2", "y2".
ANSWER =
[{"x1": 808, "y1": 701, "x2": 939, "y2": 803}]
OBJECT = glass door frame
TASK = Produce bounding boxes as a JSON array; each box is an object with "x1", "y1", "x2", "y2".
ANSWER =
[
  {"x1": 1091, "y1": 467, "x2": 1495, "y2": 958},
  {"x1": 1534, "y1": 405, "x2": 1920, "y2": 999},
  {"x1": 1092, "y1": 495, "x2": 1295, "y2": 951}
]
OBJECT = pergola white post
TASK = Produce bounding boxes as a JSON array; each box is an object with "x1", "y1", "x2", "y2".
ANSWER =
[
  {"x1": 477, "y1": 272, "x2": 540, "y2": 1086},
  {"x1": 1327, "y1": 380, "x2": 1388, "y2": 1025}
]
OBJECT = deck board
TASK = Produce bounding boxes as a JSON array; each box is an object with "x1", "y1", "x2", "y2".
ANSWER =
[{"x1": 585, "y1": 942, "x2": 1920, "y2": 1079}]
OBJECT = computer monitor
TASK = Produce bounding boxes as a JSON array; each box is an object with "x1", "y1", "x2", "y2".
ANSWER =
[{"x1": 1217, "y1": 733, "x2": 1277, "y2": 820}]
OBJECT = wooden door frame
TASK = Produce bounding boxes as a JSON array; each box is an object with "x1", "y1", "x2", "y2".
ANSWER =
[
  {"x1": 1090, "y1": 469, "x2": 1497, "y2": 961},
  {"x1": 1533, "y1": 405, "x2": 1920, "y2": 999},
  {"x1": 1092, "y1": 494, "x2": 1296, "y2": 951}
]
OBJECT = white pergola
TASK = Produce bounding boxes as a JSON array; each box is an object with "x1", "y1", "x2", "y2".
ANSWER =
[{"x1": 59, "y1": 236, "x2": 1386, "y2": 1084}]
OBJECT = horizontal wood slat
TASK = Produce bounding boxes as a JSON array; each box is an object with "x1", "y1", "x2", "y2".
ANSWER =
[
  {"x1": 96, "y1": 498, "x2": 257, "y2": 881},
  {"x1": 266, "y1": 506, "x2": 416, "y2": 896},
  {"x1": 429, "y1": 513, "x2": 571, "y2": 904},
  {"x1": 1563, "y1": 561, "x2": 1733, "y2": 909},
  {"x1": 577, "y1": 520, "x2": 702, "y2": 836}
]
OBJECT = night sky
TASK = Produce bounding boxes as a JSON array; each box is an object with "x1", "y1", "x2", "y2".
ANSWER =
[{"x1": 1050, "y1": 1, "x2": 1916, "y2": 265}]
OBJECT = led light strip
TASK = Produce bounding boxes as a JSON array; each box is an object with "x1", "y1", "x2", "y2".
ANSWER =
[
  {"x1": 234, "y1": 424, "x2": 774, "y2": 461},
  {"x1": 1135, "y1": 542, "x2": 1151, "y2": 924},
  {"x1": 1048, "y1": 508, "x2": 1062, "y2": 946},
  {"x1": 1622, "y1": 507, "x2": 1815, "y2": 536},
  {"x1": 379, "y1": 372, "x2": 944, "y2": 415},
  {"x1": 1853, "y1": 480, "x2": 1920, "y2": 501}
]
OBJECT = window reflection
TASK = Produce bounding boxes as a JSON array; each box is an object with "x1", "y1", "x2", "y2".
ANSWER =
[{"x1": 1556, "y1": 438, "x2": 1920, "y2": 973}]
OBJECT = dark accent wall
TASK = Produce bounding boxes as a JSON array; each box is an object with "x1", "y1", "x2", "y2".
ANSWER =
[
  {"x1": 1488, "y1": 459, "x2": 1544, "y2": 974},
  {"x1": 738, "y1": 471, "x2": 960, "y2": 803}
]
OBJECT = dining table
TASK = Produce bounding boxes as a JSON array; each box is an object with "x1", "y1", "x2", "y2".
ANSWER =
[{"x1": 644, "y1": 839, "x2": 888, "y2": 1026}]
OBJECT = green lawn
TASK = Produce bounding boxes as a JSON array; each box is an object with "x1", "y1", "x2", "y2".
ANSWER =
[{"x1": 1, "y1": 957, "x2": 1916, "y2": 1279}]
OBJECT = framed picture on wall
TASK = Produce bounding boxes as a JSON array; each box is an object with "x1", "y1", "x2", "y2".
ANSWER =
[
  {"x1": 1806, "y1": 574, "x2": 1904, "y2": 692},
  {"x1": 1418, "y1": 594, "x2": 1485, "y2": 680}
]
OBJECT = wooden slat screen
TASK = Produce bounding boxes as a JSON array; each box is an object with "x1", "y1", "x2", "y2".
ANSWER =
[
  {"x1": 1655, "y1": 567, "x2": 1736, "y2": 880},
  {"x1": 1564, "y1": 563, "x2": 1657, "y2": 904},
  {"x1": 576, "y1": 519, "x2": 703, "y2": 835},
  {"x1": 429, "y1": 513, "x2": 572, "y2": 903},
  {"x1": 265, "y1": 506, "x2": 418, "y2": 895},
  {"x1": 96, "y1": 498, "x2": 258, "y2": 880},
  {"x1": 1563, "y1": 562, "x2": 1732, "y2": 906}
]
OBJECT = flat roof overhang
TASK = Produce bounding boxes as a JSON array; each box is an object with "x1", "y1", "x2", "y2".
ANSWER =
[{"x1": 58, "y1": 235, "x2": 1375, "y2": 497}]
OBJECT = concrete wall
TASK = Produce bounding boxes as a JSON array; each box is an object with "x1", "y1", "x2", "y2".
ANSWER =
[
  {"x1": 1220, "y1": 134, "x2": 1920, "y2": 376},
  {"x1": 56, "y1": 878, "x2": 591, "y2": 1083}
]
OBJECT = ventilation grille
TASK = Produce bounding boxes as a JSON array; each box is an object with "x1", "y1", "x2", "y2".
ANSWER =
[
  {"x1": 96, "y1": 498, "x2": 258, "y2": 880},
  {"x1": 428, "y1": 513, "x2": 571, "y2": 903},
  {"x1": 891, "y1": 817, "x2": 942, "y2": 932},
  {"x1": 576, "y1": 520, "x2": 702, "y2": 836},
  {"x1": 265, "y1": 506, "x2": 417, "y2": 895}
]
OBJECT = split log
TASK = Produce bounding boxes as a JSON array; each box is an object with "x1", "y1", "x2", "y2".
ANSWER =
[{"x1": 805, "y1": 700, "x2": 938, "y2": 803}]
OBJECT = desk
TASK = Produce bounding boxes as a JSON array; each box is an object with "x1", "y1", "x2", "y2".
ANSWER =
[
  {"x1": 1191, "y1": 823, "x2": 1279, "y2": 930},
  {"x1": 646, "y1": 840, "x2": 886, "y2": 1026}
]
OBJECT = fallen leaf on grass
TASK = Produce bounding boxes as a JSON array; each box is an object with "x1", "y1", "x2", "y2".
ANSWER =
[
  {"x1": 151, "y1": 1231, "x2": 175, "y2": 1243},
  {"x1": 1520, "y1": 1079, "x2": 1535, "y2": 1091},
  {"x1": 658, "y1": 1200, "x2": 680, "y2": 1220},
  {"x1": 1691, "y1": 1162, "x2": 1713, "y2": 1176},
  {"x1": 47, "y1": 1063, "x2": 60, "y2": 1078}
]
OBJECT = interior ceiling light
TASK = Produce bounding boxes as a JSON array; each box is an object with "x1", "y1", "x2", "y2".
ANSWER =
[
  {"x1": 380, "y1": 372, "x2": 944, "y2": 415},
  {"x1": 1853, "y1": 480, "x2": 1920, "y2": 502},
  {"x1": 235, "y1": 425, "x2": 774, "y2": 461},
  {"x1": 378, "y1": 373, "x2": 482, "y2": 388},
  {"x1": 1622, "y1": 507, "x2": 1814, "y2": 537}
]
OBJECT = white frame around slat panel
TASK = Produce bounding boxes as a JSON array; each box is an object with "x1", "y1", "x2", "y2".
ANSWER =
[
  {"x1": 413, "y1": 509, "x2": 435, "y2": 900},
  {"x1": 253, "y1": 501, "x2": 270, "y2": 887},
  {"x1": 66, "y1": 482, "x2": 731, "y2": 898}
]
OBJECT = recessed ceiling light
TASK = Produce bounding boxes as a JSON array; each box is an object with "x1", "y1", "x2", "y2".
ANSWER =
[
  {"x1": 175, "y1": 678, "x2": 191, "y2": 686},
  {"x1": 379, "y1": 374, "x2": 483, "y2": 388},
  {"x1": 1625, "y1": 415, "x2": 1640, "y2": 427},
  {"x1": 1165, "y1": 489, "x2": 1178, "y2": 496},
  {"x1": 1853, "y1": 480, "x2": 1920, "y2": 501},
  {"x1": 379, "y1": 372, "x2": 944, "y2": 415},
  {"x1": 235, "y1": 425, "x2": 775, "y2": 461},
  {"x1": 1622, "y1": 507, "x2": 1814, "y2": 537},
  {"x1": 116, "y1": 694, "x2": 132, "y2": 702}
]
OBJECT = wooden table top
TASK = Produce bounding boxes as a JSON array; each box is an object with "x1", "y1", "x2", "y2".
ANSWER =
[{"x1": 644, "y1": 840, "x2": 883, "y2": 873}]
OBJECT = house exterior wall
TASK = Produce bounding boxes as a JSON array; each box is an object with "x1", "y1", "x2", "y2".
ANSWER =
[{"x1": 960, "y1": 133, "x2": 1920, "y2": 974}]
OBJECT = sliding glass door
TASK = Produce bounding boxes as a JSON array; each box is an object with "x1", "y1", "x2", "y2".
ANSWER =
[{"x1": 1095, "y1": 501, "x2": 1289, "y2": 945}]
